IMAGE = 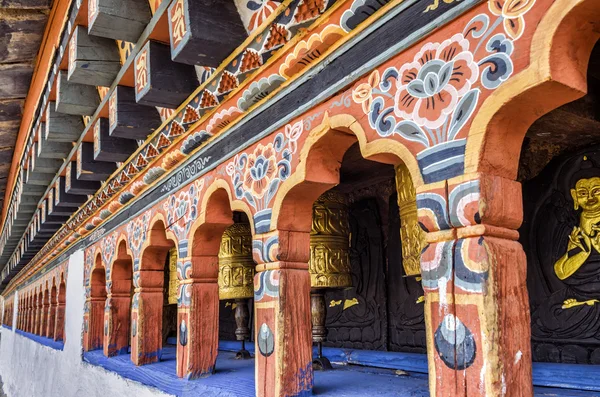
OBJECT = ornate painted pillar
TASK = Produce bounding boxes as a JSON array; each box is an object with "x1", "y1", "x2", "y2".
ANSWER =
[
  {"x1": 176, "y1": 244, "x2": 220, "y2": 379},
  {"x1": 47, "y1": 294, "x2": 56, "y2": 339},
  {"x1": 35, "y1": 295, "x2": 42, "y2": 335},
  {"x1": 40, "y1": 292, "x2": 49, "y2": 337},
  {"x1": 25, "y1": 299, "x2": 30, "y2": 332},
  {"x1": 253, "y1": 229, "x2": 313, "y2": 397},
  {"x1": 131, "y1": 266, "x2": 164, "y2": 365},
  {"x1": 84, "y1": 295, "x2": 106, "y2": 351},
  {"x1": 54, "y1": 292, "x2": 66, "y2": 342},
  {"x1": 103, "y1": 290, "x2": 131, "y2": 357},
  {"x1": 416, "y1": 173, "x2": 532, "y2": 397}
]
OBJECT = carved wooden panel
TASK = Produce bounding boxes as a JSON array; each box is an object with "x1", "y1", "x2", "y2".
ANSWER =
[
  {"x1": 324, "y1": 198, "x2": 388, "y2": 351},
  {"x1": 387, "y1": 193, "x2": 426, "y2": 353},
  {"x1": 522, "y1": 146, "x2": 600, "y2": 364}
]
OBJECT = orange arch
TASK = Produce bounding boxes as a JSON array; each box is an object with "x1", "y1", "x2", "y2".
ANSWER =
[
  {"x1": 271, "y1": 113, "x2": 421, "y2": 234},
  {"x1": 465, "y1": 0, "x2": 600, "y2": 179}
]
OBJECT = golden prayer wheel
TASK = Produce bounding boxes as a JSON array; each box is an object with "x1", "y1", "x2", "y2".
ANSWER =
[
  {"x1": 309, "y1": 190, "x2": 352, "y2": 370},
  {"x1": 218, "y1": 223, "x2": 255, "y2": 300},
  {"x1": 395, "y1": 164, "x2": 425, "y2": 277},
  {"x1": 167, "y1": 247, "x2": 179, "y2": 305},
  {"x1": 309, "y1": 190, "x2": 352, "y2": 290},
  {"x1": 218, "y1": 222, "x2": 255, "y2": 359}
]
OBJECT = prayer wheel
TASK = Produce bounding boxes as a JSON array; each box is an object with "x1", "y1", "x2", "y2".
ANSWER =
[
  {"x1": 309, "y1": 190, "x2": 352, "y2": 370},
  {"x1": 218, "y1": 223, "x2": 255, "y2": 359},
  {"x1": 167, "y1": 247, "x2": 179, "y2": 305}
]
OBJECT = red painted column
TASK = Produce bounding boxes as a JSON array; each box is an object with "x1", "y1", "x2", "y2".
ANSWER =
[
  {"x1": 54, "y1": 302, "x2": 66, "y2": 342},
  {"x1": 47, "y1": 295, "x2": 57, "y2": 339},
  {"x1": 25, "y1": 300, "x2": 30, "y2": 332},
  {"x1": 84, "y1": 297, "x2": 106, "y2": 351},
  {"x1": 417, "y1": 174, "x2": 532, "y2": 397},
  {"x1": 40, "y1": 293, "x2": 49, "y2": 337},
  {"x1": 176, "y1": 254, "x2": 219, "y2": 379},
  {"x1": 103, "y1": 293, "x2": 131, "y2": 357},
  {"x1": 131, "y1": 268, "x2": 163, "y2": 365},
  {"x1": 253, "y1": 230, "x2": 313, "y2": 397},
  {"x1": 54, "y1": 283, "x2": 66, "y2": 342},
  {"x1": 34, "y1": 295, "x2": 42, "y2": 335}
]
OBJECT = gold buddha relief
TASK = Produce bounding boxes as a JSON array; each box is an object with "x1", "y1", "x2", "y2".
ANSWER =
[{"x1": 554, "y1": 177, "x2": 600, "y2": 309}]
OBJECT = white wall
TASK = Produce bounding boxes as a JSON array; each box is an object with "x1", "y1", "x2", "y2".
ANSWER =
[{"x1": 0, "y1": 249, "x2": 172, "y2": 397}]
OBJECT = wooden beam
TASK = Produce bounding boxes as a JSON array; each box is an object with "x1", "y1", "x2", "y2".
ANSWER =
[
  {"x1": 65, "y1": 161, "x2": 100, "y2": 195},
  {"x1": 40, "y1": 200, "x2": 69, "y2": 225},
  {"x1": 30, "y1": 155, "x2": 62, "y2": 174},
  {"x1": 68, "y1": 25, "x2": 121, "y2": 87},
  {"x1": 77, "y1": 142, "x2": 118, "y2": 181},
  {"x1": 20, "y1": 185, "x2": 46, "y2": 197},
  {"x1": 109, "y1": 85, "x2": 161, "y2": 140},
  {"x1": 54, "y1": 177, "x2": 87, "y2": 208},
  {"x1": 36, "y1": 130, "x2": 72, "y2": 160},
  {"x1": 46, "y1": 101, "x2": 85, "y2": 142},
  {"x1": 46, "y1": 189, "x2": 73, "y2": 217},
  {"x1": 134, "y1": 41, "x2": 197, "y2": 108},
  {"x1": 55, "y1": 71, "x2": 100, "y2": 116},
  {"x1": 88, "y1": 0, "x2": 152, "y2": 43},
  {"x1": 93, "y1": 118, "x2": 137, "y2": 162},
  {"x1": 167, "y1": 0, "x2": 247, "y2": 67},
  {"x1": 24, "y1": 168, "x2": 54, "y2": 186}
]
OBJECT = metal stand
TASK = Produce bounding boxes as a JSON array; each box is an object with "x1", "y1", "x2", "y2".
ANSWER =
[
  {"x1": 234, "y1": 298, "x2": 252, "y2": 359},
  {"x1": 311, "y1": 290, "x2": 332, "y2": 370}
]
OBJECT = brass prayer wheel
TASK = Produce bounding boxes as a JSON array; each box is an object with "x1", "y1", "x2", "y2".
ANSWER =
[
  {"x1": 167, "y1": 247, "x2": 179, "y2": 305},
  {"x1": 309, "y1": 190, "x2": 352, "y2": 290},
  {"x1": 218, "y1": 223, "x2": 255, "y2": 301},
  {"x1": 395, "y1": 164, "x2": 425, "y2": 277},
  {"x1": 309, "y1": 190, "x2": 352, "y2": 370}
]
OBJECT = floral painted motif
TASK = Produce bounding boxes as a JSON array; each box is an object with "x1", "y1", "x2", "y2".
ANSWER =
[
  {"x1": 100, "y1": 232, "x2": 118, "y2": 271},
  {"x1": 162, "y1": 179, "x2": 204, "y2": 243},
  {"x1": 246, "y1": 0, "x2": 280, "y2": 32},
  {"x1": 126, "y1": 211, "x2": 151, "y2": 267},
  {"x1": 393, "y1": 33, "x2": 479, "y2": 131},
  {"x1": 489, "y1": 0, "x2": 536, "y2": 40},
  {"x1": 227, "y1": 120, "x2": 302, "y2": 212},
  {"x1": 356, "y1": 1, "x2": 536, "y2": 183},
  {"x1": 227, "y1": 120, "x2": 303, "y2": 233}
]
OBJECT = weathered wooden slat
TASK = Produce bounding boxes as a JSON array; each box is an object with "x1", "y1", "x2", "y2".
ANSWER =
[
  {"x1": 134, "y1": 41, "x2": 197, "y2": 108},
  {"x1": 54, "y1": 177, "x2": 87, "y2": 208},
  {"x1": 0, "y1": 64, "x2": 33, "y2": 99},
  {"x1": 55, "y1": 71, "x2": 100, "y2": 116},
  {"x1": 0, "y1": 8, "x2": 48, "y2": 63},
  {"x1": 167, "y1": 0, "x2": 247, "y2": 67},
  {"x1": 88, "y1": 0, "x2": 152, "y2": 42},
  {"x1": 109, "y1": 85, "x2": 161, "y2": 140},
  {"x1": 45, "y1": 102, "x2": 84, "y2": 142},
  {"x1": 77, "y1": 142, "x2": 117, "y2": 181},
  {"x1": 93, "y1": 118, "x2": 137, "y2": 162},
  {"x1": 68, "y1": 25, "x2": 121, "y2": 87}
]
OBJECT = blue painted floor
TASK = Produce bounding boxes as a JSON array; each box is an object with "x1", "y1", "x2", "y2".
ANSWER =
[{"x1": 84, "y1": 347, "x2": 600, "y2": 397}]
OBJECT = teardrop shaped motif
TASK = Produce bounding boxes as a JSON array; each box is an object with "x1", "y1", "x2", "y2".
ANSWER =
[
  {"x1": 434, "y1": 314, "x2": 476, "y2": 370},
  {"x1": 258, "y1": 323, "x2": 274, "y2": 357}
]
